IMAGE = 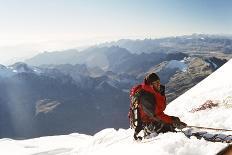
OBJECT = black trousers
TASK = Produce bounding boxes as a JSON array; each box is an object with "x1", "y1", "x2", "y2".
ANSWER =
[
  {"x1": 133, "y1": 121, "x2": 175, "y2": 140},
  {"x1": 144, "y1": 121, "x2": 176, "y2": 135}
]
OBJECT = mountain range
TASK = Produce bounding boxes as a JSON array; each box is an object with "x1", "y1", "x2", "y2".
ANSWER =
[
  {"x1": 0, "y1": 34, "x2": 231, "y2": 139},
  {"x1": 1, "y1": 55, "x2": 232, "y2": 155}
]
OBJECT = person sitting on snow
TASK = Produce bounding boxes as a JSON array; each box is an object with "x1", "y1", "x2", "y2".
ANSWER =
[{"x1": 129, "y1": 72, "x2": 187, "y2": 140}]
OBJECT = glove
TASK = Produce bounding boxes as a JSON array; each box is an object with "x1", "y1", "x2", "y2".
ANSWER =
[
  {"x1": 160, "y1": 85, "x2": 165, "y2": 96},
  {"x1": 173, "y1": 121, "x2": 187, "y2": 129},
  {"x1": 171, "y1": 116, "x2": 187, "y2": 129},
  {"x1": 171, "y1": 116, "x2": 180, "y2": 122}
]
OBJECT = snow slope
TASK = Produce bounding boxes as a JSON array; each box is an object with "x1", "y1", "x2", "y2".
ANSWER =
[
  {"x1": 1, "y1": 59, "x2": 232, "y2": 155},
  {"x1": 0, "y1": 128, "x2": 227, "y2": 155},
  {"x1": 166, "y1": 58, "x2": 232, "y2": 130}
]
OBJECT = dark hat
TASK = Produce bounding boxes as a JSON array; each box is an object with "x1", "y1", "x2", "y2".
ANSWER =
[{"x1": 144, "y1": 73, "x2": 160, "y2": 85}]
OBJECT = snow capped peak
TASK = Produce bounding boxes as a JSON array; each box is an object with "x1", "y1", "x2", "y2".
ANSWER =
[
  {"x1": 9, "y1": 62, "x2": 34, "y2": 73},
  {"x1": 0, "y1": 64, "x2": 7, "y2": 70},
  {"x1": 0, "y1": 62, "x2": 43, "y2": 78},
  {"x1": 0, "y1": 64, "x2": 14, "y2": 77}
]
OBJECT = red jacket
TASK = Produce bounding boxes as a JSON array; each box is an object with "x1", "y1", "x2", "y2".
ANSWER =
[{"x1": 139, "y1": 83, "x2": 173, "y2": 124}]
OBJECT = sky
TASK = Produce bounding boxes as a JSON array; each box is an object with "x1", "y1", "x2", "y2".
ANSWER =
[{"x1": 0, "y1": 0, "x2": 232, "y2": 64}]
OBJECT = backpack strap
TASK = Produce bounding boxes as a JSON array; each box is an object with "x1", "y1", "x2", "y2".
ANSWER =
[
  {"x1": 129, "y1": 87, "x2": 142, "y2": 128},
  {"x1": 129, "y1": 85, "x2": 145, "y2": 140}
]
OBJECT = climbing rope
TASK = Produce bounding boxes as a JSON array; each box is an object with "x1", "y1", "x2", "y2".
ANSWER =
[
  {"x1": 179, "y1": 126, "x2": 232, "y2": 143},
  {"x1": 187, "y1": 125, "x2": 232, "y2": 132}
]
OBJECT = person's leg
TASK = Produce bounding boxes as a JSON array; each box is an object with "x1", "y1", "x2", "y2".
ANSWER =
[
  {"x1": 143, "y1": 123, "x2": 160, "y2": 139},
  {"x1": 134, "y1": 125, "x2": 143, "y2": 140},
  {"x1": 142, "y1": 122, "x2": 176, "y2": 139},
  {"x1": 143, "y1": 123, "x2": 154, "y2": 136},
  {"x1": 158, "y1": 123, "x2": 176, "y2": 133}
]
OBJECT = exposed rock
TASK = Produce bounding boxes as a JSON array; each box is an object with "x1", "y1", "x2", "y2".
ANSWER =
[{"x1": 166, "y1": 57, "x2": 216, "y2": 103}]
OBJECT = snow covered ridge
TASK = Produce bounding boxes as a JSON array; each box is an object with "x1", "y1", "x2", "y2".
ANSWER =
[
  {"x1": 1, "y1": 60, "x2": 232, "y2": 155},
  {"x1": 0, "y1": 62, "x2": 41, "y2": 77}
]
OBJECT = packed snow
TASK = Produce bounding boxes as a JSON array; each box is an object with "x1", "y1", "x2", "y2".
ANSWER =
[
  {"x1": 1, "y1": 59, "x2": 232, "y2": 155},
  {"x1": 0, "y1": 129, "x2": 227, "y2": 155}
]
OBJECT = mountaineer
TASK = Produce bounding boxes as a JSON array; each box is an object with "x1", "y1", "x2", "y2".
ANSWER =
[{"x1": 129, "y1": 73, "x2": 187, "y2": 140}]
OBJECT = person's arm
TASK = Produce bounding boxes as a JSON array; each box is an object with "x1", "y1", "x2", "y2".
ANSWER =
[{"x1": 156, "y1": 112, "x2": 173, "y2": 124}]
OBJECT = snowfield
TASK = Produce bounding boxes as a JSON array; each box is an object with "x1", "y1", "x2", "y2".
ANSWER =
[
  {"x1": 0, "y1": 128, "x2": 227, "y2": 155},
  {"x1": 1, "y1": 59, "x2": 232, "y2": 155}
]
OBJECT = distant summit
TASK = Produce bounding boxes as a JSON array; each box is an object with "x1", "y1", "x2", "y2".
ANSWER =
[{"x1": 25, "y1": 34, "x2": 232, "y2": 67}]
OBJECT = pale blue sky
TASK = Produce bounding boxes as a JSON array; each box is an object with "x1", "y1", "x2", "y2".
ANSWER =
[{"x1": 0, "y1": 0, "x2": 232, "y2": 64}]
